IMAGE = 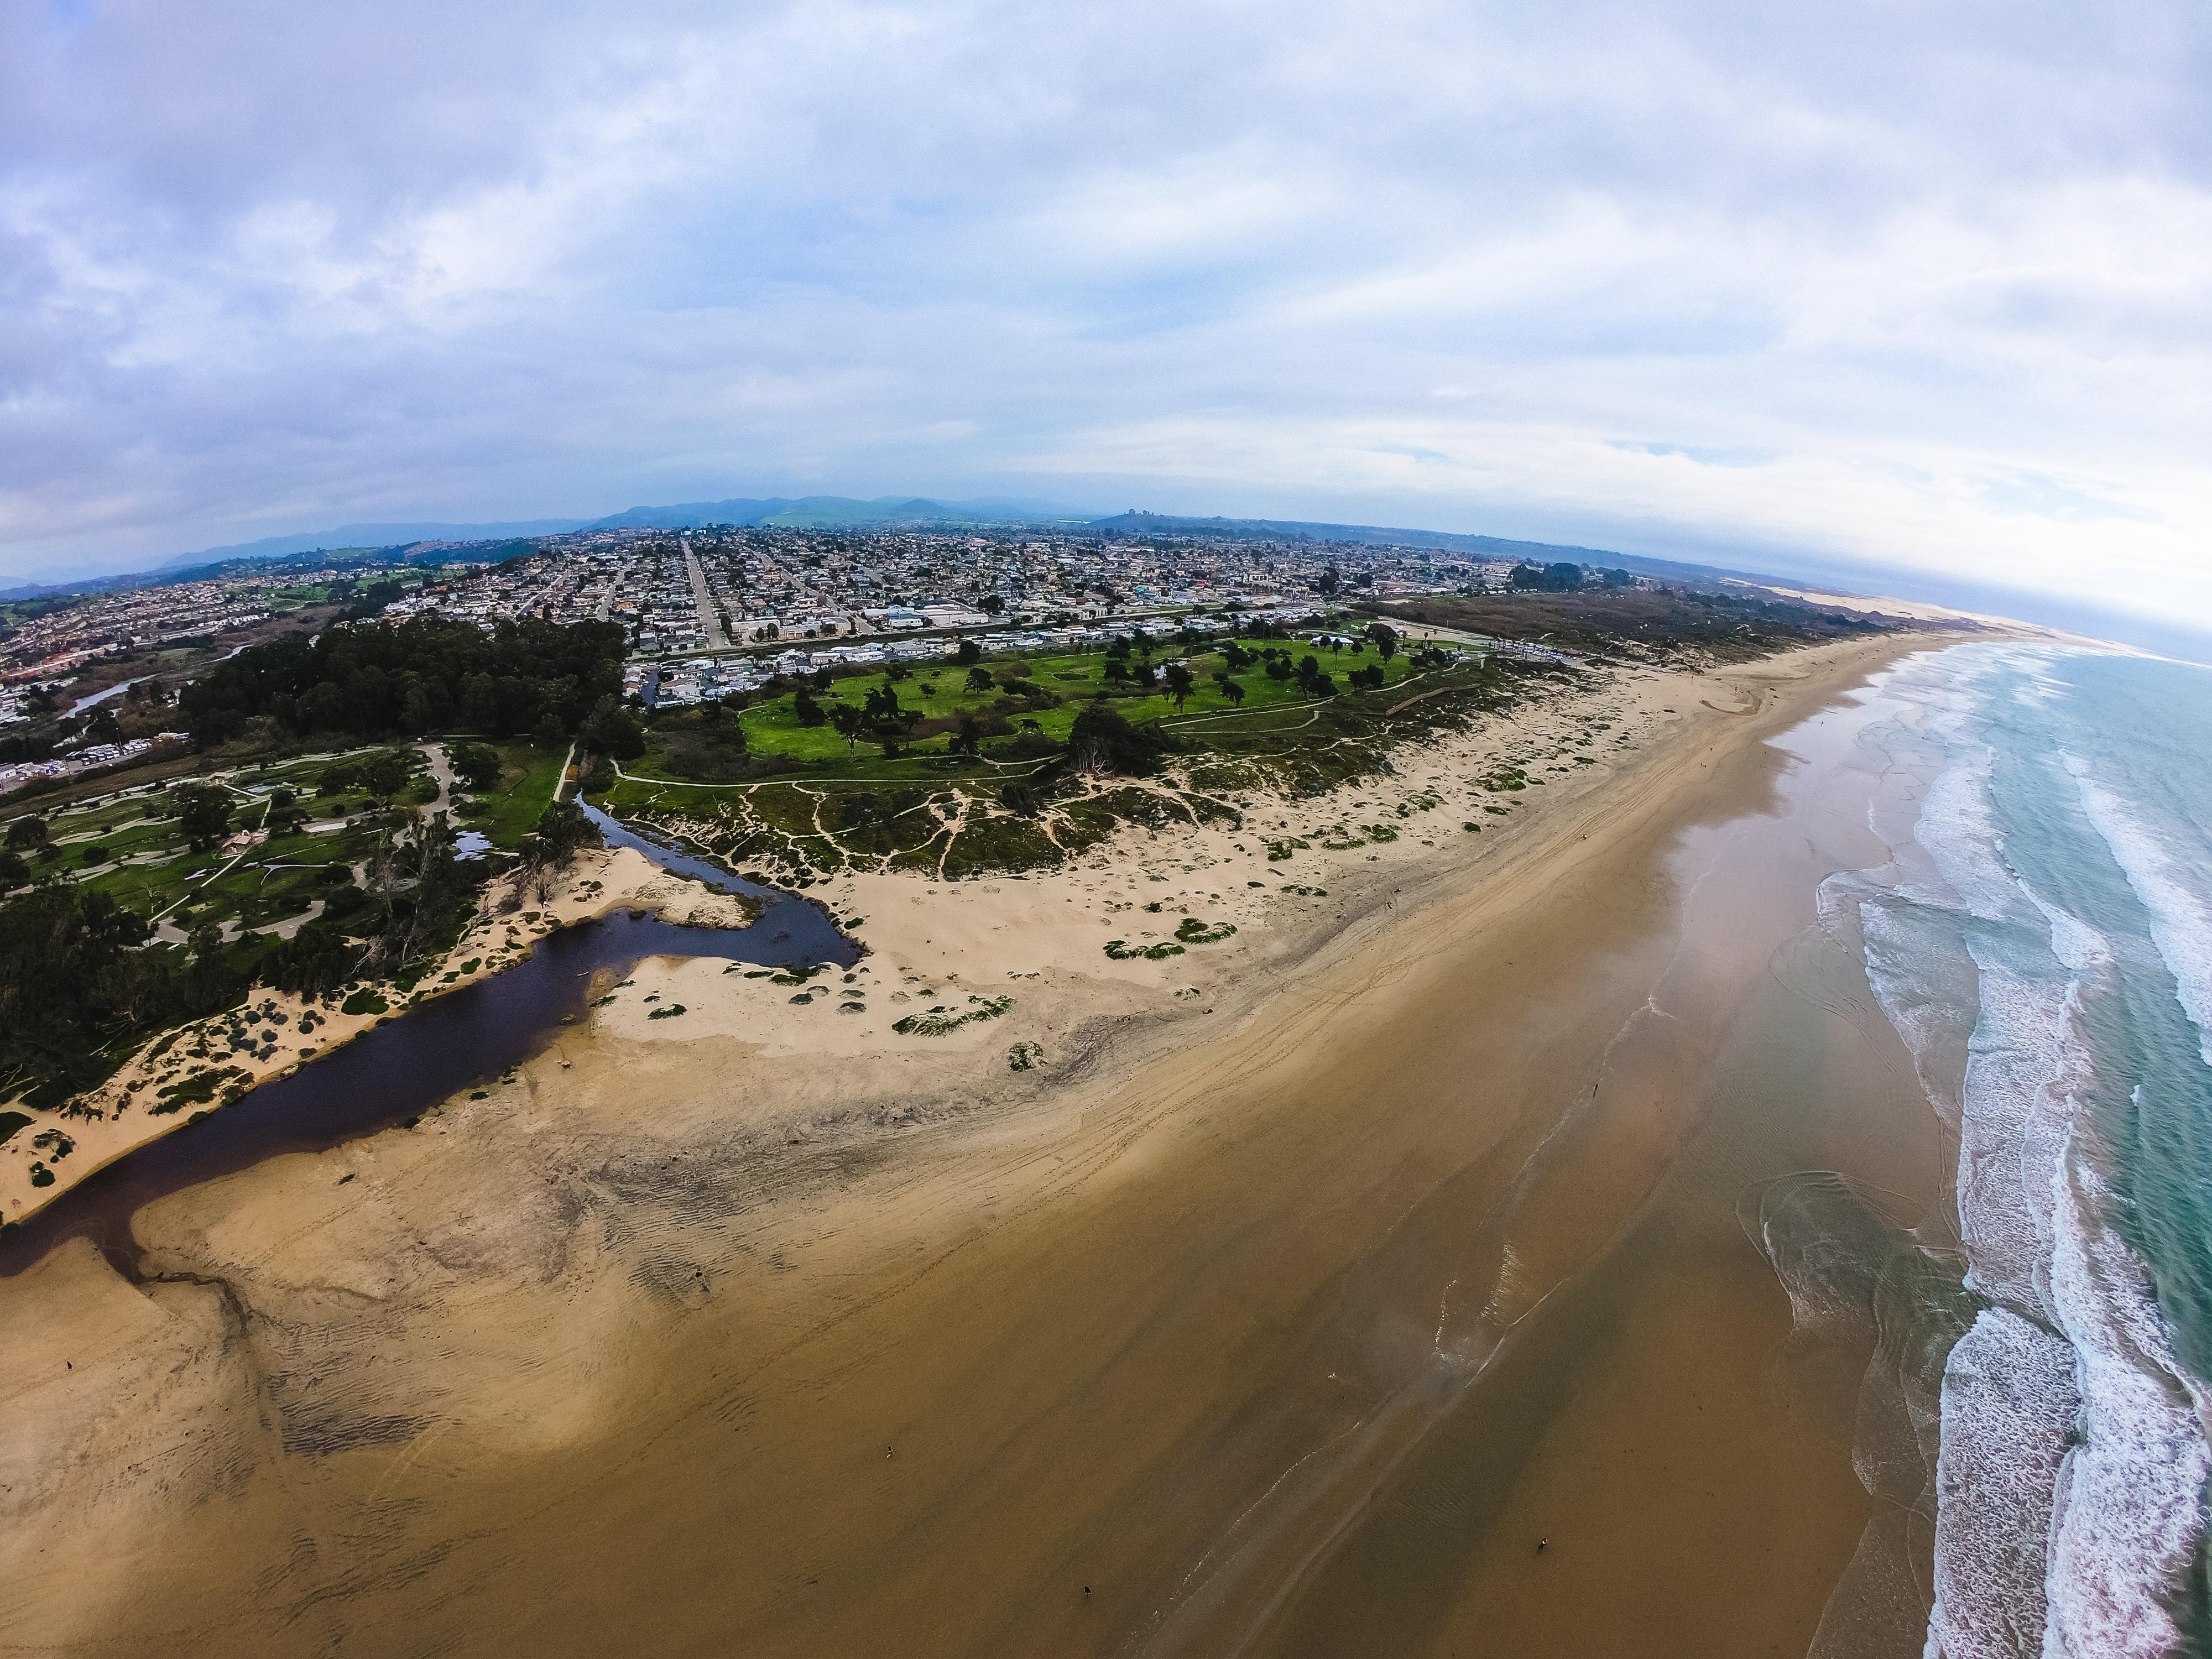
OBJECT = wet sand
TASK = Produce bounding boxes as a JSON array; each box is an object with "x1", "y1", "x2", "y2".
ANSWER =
[
  {"x1": 0, "y1": 635, "x2": 1957, "y2": 1657},
  {"x1": 1255, "y1": 688, "x2": 1953, "y2": 1659}
]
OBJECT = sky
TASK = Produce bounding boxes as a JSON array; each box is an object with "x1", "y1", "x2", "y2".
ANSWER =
[{"x1": 3, "y1": 0, "x2": 2208, "y2": 630}]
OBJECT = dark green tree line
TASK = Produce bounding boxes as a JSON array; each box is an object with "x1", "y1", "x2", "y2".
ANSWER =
[{"x1": 180, "y1": 616, "x2": 627, "y2": 747}]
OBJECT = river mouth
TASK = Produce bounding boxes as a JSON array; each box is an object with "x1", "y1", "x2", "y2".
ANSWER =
[{"x1": 0, "y1": 812, "x2": 858, "y2": 1281}]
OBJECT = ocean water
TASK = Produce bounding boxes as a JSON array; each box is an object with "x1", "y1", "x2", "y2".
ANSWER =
[{"x1": 1808, "y1": 643, "x2": 2212, "y2": 1657}]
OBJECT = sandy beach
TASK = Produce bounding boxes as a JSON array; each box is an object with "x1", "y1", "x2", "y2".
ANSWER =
[{"x1": 0, "y1": 630, "x2": 1969, "y2": 1656}]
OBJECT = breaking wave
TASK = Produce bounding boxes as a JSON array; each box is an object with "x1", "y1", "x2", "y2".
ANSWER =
[{"x1": 1766, "y1": 644, "x2": 2212, "y2": 1657}]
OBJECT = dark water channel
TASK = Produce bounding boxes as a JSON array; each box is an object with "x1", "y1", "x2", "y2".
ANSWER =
[{"x1": 1, "y1": 810, "x2": 857, "y2": 1279}]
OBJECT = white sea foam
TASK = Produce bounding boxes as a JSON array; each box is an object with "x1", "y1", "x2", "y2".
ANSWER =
[
  {"x1": 2042, "y1": 1133, "x2": 2211, "y2": 1658},
  {"x1": 1857, "y1": 651, "x2": 2210, "y2": 1659},
  {"x1": 1853, "y1": 890, "x2": 1972, "y2": 1128},
  {"x1": 1950, "y1": 952, "x2": 2085, "y2": 1321},
  {"x1": 1924, "y1": 1305, "x2": 2075, "y2": 1659},
  {"x1": 2069, "y1": 760, "x2": 2212, "y2": 1067}
]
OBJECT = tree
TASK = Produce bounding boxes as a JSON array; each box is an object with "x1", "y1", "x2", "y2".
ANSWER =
[
  {"x1": 0, "y1": 885, "x2": 166, "y2": 1104},
  {"x1": 950, "y1": 713, "x2": 984, "y2": 756},
  {"x1": 1365, "y1": 623, "x2": 1400, "y2": 664},
  {"x1": 966, "y1": 665, "x2": 995, "y2": 693},
  {"x1": 534, "y1": 799, "x2": 596, "y2": 862},
  {"x1": 450, "y1": 740, "x2": 503, "y2": 793},
  {"x1": 180, "y1": 615, "x2": 626, "y2": 746},
  {"x1": 266, "y1": 787, "x2": 307, "y2": 836},
  {"x1": 358, "y1": 750, "x2": 413, "y2": 805},
  {"x1": 184, "y1": 921, "x2": 234, "y2": 1016},
  {"x1": 362, "y1": 814, "x2": 481, "y2": 972},
  {"x1": 863, "y1": 684, "x2": 908, "y2": 726},
  {"x1": 1544, "y1": 561, "x2": 1584, "y2": 590},
  {"x1": 1163, "y1": 662, "x2": 1194, "y2": 710},
  {"x1": 1317, "y1": 566, "x2": 1340, "y2": 596},
  {"x1": 581, "y1": 695, "x2": 645, "y2": 761},
  {"x1": 1103, "y1": 658, "x2": 1130, "y2": 686},
  {"x1": 263, "y1": 921, "x2": 357, "y2": 997},
  {"x1": 178, "y1": 784, "x2": 233, "y2": 848},
  {"x1": 1508, "y1": 563, "x2": 1545, "y2": 590},
  {"x1": 1068, "y1": 702, "x2": 1172, "y2": 775},
  {"x1": 794, "y1": 688, "x2": 827, "y2": 726},
  {"x1": 956, "y1": 639, "x2": 982, "y2": 666},
  {"x1": 0, "y1": 849, "x2": 25, "y2": 889},
  {"x1": 829, "y1": 703, "x2": 867, "y2": 753},
  {"x1": 980, "y1": 594, "x2": 1006, "y2": 614},
  {"x1": 5, "y1": 815, "x2": 47, "y2": 851},
  {"x1": 1002, "y1": 781, "x2": 1044, "y2": 817},
  {"x1": 1219, "y1": 677, "x2": 1246, "y2": 708}
]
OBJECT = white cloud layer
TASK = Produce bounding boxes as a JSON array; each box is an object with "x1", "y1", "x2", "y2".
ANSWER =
[{"x1": 3, "y1": 0, "x2": 2208, "y2": 624}]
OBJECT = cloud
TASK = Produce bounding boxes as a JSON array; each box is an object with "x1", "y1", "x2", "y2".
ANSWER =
[{"x1": 1, "y1": 0, "x2": 2208, "y2": 628}]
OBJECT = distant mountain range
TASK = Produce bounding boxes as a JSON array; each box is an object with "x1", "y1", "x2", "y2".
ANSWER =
[
  {"x1": 150, "y1": 518, "x2": 591, "y2": 571},
  {"x1": 574, "y1": 494, "x2": 1083, "y2": 532}
]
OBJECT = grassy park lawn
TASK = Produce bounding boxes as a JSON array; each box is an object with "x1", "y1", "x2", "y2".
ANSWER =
[
  {"x1": 596, "y1": 635, "x2": 1496, "y2": 881},
  {"x1": 13, "y1": 744, "x2": 431, "y2": 930},
  {"x1": 9, "y1": 737, "x2": 573, "y2": 933},
  {"x1": 66, "y1": 808, "x2": 375, "y2": 935},
  {"x1": 449, "y1": 741, "x2": 568, "y2": 849},
  {"x1": 619, "y1": 643, "x2": 1422, "y2": 790}
]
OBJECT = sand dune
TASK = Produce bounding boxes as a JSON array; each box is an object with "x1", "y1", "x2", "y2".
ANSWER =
[{"x1": 0, "y1": 633, "x2": 1956, "y2": 1656}]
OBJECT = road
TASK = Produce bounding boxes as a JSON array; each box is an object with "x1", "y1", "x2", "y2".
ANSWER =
[{"x1": 682, "y1": 537, "x2": 731, "y2": 650}]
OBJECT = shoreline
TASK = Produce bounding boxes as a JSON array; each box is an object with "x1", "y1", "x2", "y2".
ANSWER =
[{"x1": 0, "y1": 627, "x2": 1984, "y2": 1656}]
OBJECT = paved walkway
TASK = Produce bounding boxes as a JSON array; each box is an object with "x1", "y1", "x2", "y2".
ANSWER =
[{"x1": 419, "y1": 740, "x2": 455, "y2": 807}]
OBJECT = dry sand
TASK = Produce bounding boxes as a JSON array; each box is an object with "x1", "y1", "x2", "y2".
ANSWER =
[
  {"x1": 0, "y1": 632, "x2": 1962, "y2": 1656},
  {"x1": 0, "y1": 847, "x2": 754, "y2": 1227}
]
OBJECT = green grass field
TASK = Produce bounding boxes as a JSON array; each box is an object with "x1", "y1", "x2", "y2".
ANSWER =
[
  {"x1": 13, "y1": 745, "x2": 435, "y2": 935},
  {"x1": 451, "y1": 741, "x2": 568, "y2": 849},
  {"x1": 597, "y1": 635, "x2": 1510, "y2": 883},
  {"x1": 8, "y1": 732, "x2": 572, "y2": 935},
  {"x1": 624, "y1": 643, "x2": 1419, "y2": 787}
]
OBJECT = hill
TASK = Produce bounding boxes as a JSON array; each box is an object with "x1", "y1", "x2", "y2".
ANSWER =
[
  {"x1": 154, "y1": 518, "x2": 589, "y2": 569},
  {"x1": 581, "y1": 495, "x2": 1078, "y2": 531}
]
